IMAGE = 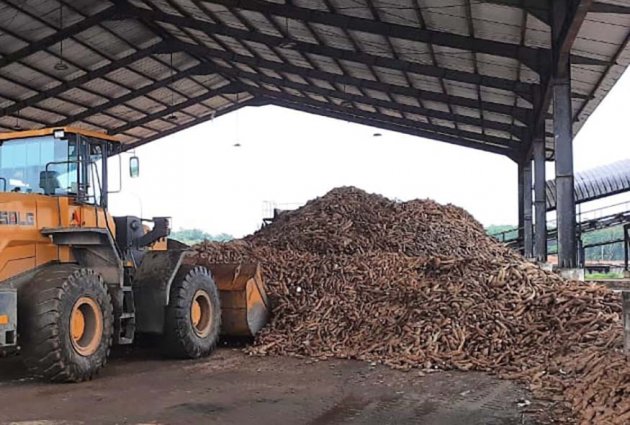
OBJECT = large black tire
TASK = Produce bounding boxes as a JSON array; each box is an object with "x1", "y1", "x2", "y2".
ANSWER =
[
  {"x1": 162, "y1": 266, "x2": 221, "y2": 359},
  {"x1": 18, "y1": 265, "x2": 114, "y2": 383}
]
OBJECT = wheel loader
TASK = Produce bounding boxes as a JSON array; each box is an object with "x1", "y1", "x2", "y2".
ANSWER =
[{"x1": 0, "y1": 127, "x2": 269, "y2": 382}]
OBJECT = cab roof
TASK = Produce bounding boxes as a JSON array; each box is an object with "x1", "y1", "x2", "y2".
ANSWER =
[{"x1": 0, "y1": 127, "x2": 120, "y2": 143}]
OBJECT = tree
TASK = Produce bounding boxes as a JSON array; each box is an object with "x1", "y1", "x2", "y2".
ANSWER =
[{"x1": 170, "y1": 229, "x2": 234, "y2": 245}]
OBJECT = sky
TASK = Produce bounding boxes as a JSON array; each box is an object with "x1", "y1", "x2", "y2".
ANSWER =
[{"x1": 108, "y1": 69, "x2": 630, "y2": 238}]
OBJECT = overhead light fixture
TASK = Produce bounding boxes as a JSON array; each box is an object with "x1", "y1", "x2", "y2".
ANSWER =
[
  {"x1": 54, "y1": 5, "x2": 69, "y2": 72},
  {"x1": 165, "y1": 53, "x2": 177, "y2": 122},
  {"x1": 279, "y1": 40, "x2": 297, "y2": 48},
  {"x1": 54, "y1": 61, "x2": 69, "y2": 71},
  {"x1": 233, "y1": 142, "x2": 242, "y2": 148},
  {"x1": 373, "y1": 132, "x2": 382, "y2": 137},
  {"x1": 278, "y1": 17, "x2": 297, "y2": 48}
]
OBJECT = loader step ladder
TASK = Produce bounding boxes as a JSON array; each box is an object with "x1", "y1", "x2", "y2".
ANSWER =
[{"x1": 116, "y1": 271, "x2": 136, "y2": 345}]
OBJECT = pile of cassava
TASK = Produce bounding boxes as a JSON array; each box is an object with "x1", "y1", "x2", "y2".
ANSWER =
[{"x1": 193, "y1": 187, "x2": 628, "y2": 424}]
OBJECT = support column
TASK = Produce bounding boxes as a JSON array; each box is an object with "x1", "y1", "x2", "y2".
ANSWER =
[
  {"x1": 533, "y1": 134, "x2": 548, "y2": 262},
  {"x1": 522, "y1": 161, "x2": 533, "y2": 258},
  {"x1": 517, "y1": 164, "x2": 525, "y2": 255},
  {"x1": 551, "y1": 0, "x2": 577, "y2": 269},
  {"x1": 624, "y1": 224, "x2": 630, "y2": 275},
  {"x1": 553, "y1": 62, "x2": 577, "y2": 268}
]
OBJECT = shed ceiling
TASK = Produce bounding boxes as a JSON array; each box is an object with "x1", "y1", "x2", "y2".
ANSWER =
[{"x1": 0, "y1": 0, "x2": 628, "y2": 161}]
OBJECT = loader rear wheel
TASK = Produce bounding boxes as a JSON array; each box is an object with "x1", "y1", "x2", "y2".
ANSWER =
[
  {"x1": 18, "y1": 266, "x2": 114, "y2": 383},
  {"x1": 162, "y1": 266, "x2": 221, "y2": 359}
]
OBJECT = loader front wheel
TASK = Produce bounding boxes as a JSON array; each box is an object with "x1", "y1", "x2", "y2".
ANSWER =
[
  {"x1": 19, "y1": 266, "x2": 114, "y2": 383},
  {"x1": 162, "y1": 266, "x2": 221, "y2": 359}
]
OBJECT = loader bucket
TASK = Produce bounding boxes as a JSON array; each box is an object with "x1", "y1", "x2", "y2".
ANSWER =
[{"x1": 206, "y1": 263, "x2": 270, "y2": 337}]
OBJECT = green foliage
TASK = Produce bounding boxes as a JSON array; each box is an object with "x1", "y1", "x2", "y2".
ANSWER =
[
  {"x1": 486, "y1": 224, "x2": 518, "y2": 241},
  {"x1": 582, "y1": 226, "x2": 625, "y2": 261},
  {"x1": 585, "y1": 272, "x2": 624, "y2": 280},
  {"x1": 170, "y1": 228, "x2": 234, "y2": 245}
]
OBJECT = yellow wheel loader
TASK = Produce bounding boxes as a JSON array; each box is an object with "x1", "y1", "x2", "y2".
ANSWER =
[{"x1": 0, "y1": 128, "x2": 269, "y2": 382}]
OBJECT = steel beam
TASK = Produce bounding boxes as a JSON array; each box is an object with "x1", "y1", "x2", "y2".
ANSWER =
[
  {"x1": 117, "y1": 5, "x2": 538, "y2": 101},
  {"x1": 480, "y1": 1, "x2": 630, "y2": 22},
  {"x1": 1, "y1": 42, "x2": 172, "y2": 119},
  {"x1": 257, "y1": 90, "x2": 518, "y2": 158},
  {"x1": 203, "y1": 0, "x2": 542, "y2": 69},
  {"x1": 110, "y1": 84, "x2": 242, "y2": 134},
  {"x1": 533, "y1": 131, "x2": 547, "y2": 262},
  {"x1": 522, "y1": 160, "x2": 534, "y2": 258},
  {"x1": 200, "y1": 54, "x2": 524, "y2": 139},
  {"x1": 54, "y1": 63, "x2": 219, "y2": 127},
  {"x1": 167, "y1": 40, "x2": 532, "y2": 123},
  {"x1": 122, "y1": 98, "x2": 260, "y2": 150},
  {"x1": 480, "y1": 0, "x2": 550, "y2": 24},
  {"x1": 244, "y1": 82, "x2": 517, "y2": 150},
  {"x1": 590, "y1": 1, "x2": 630, "y2": 14},
  {"x1": 201, "y1": 0, "x2": 605, "y2": 69},
  {"x1": 0, "y1": 6, "x2": 118, "y2": 69}
]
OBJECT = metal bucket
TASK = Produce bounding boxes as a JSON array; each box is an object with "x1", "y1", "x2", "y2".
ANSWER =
[{"x1": 206, "y1": 263, "x2": 270, "y2": 337}]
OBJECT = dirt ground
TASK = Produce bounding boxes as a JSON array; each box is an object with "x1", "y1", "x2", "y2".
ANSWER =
[{"x1": 0, "y1": 346, "x2": 544, "y2": 425}]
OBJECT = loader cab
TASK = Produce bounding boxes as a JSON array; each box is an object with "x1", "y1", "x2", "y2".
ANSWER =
[{"x1": 0, "y1": 127, "x2": 119, "y2": 207}]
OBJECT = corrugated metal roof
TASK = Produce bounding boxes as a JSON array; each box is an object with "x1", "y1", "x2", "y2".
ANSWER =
[
  {"x1": 0, "y1": 0, "x2": 627, "y2": 157},
  {"x1": 546, "y1": 159, "x2": 630, "y2": 210}
]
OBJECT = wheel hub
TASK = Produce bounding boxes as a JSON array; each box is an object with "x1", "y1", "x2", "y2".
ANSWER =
[
  {"x1": 70, "y1": 297, "x2": 103, "y2": 356},
  {"x1": 190, "y1": 290, "x2": 213, "y2": 337}
]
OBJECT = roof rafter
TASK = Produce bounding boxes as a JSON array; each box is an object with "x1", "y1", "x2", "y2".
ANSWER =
[
  {"x1": 249, "y1": 81, "x2": 519, "y2": 146},
  {"x1": 0, "y1": 6, "x2": 119, "y2": 69},
  {"x1": 480, "y1": 0, "x2": 551, "y2": 23},
  {"x1": 110, "y1": 83, "x2": 243, "y2": 134},
  {"x1": 246, "y1": 83, "x2": 519, "y2": 149},
  {"x1": 168, "y1": 39, "x2": 533, "y2": 123},
  {"x1": 590, "y1": 1, "x2": 630, "y2": 14},
  {"x1": 482, "y1": 0, "x2": 630, "y2": 23},
  {"x1": 200, "y1": 0, "x2": 607, "y2": 69},
  {"x1": 121, "y1": 4, "x2": 595, "y2": 103},
  {"x1": 1, "y1": 41, "x2": 173, "y2": 119},
  {"x1": 54, "y1": 63, "x2": 221, "y2": 127},
  {"x1": 200, "y1": 56, "x2": 525, "y2": 139},
  {"x1": 202, "y1": 0, "x2": 541, "y2": 68},
  {"x1": 263, "y1": 93, "x2": 518, "y2": 159},
  {"x1": 119, "y1": 4, "x2": 536, "y2": 97},
  {"x1": 123, "y1": 98, "x2": 260, "y2": 150}
]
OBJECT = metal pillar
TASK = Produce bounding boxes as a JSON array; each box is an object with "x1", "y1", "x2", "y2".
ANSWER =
[
  {"x1": 624, "y1": 224, "x2": 630, "y2": 272},
  {"x1": 552, "y1": 0, "x2": 578, "y2": 269},
  {"x1": 624, "y1": 292, "x2": 630, "y2": 355},
  {"x1": 533, "y1": 135, "x2": 547, "y2": 262},
  {"x1": 517, "y1": 164, "x2": 525, "y2": 254},
  {"x1": 522, "y1": 161, "x2": 533, "y2": 258},
  {"x1": 553, "y1": 70, "x2": 577, "y2": 268}
]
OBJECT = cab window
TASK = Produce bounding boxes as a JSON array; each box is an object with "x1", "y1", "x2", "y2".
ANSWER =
[{"x1": 0, "y1": 136, "x2": 77, "y2": 195}]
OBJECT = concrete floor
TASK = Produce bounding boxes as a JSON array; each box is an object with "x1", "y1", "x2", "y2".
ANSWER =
[{"x1": 0, "y1": 347, "x2": 543, "y2": 425}]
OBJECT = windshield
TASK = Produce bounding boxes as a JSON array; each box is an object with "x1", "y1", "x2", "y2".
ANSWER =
[{"x1": 0, "y1": 135, "x2": 77, "y2": 195}]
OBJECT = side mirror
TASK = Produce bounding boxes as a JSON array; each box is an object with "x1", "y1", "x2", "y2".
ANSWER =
[{"x1": 129, "y1": 156, "x2": 140, "y2": 178}]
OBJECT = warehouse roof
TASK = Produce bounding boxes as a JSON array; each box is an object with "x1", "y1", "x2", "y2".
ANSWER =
[
  {"x1": 0, "y1": 0, "x2": 629, "y2": 160},
  {"x1": 546, "y1": 158, "x2": 630, "y2": 210}
]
